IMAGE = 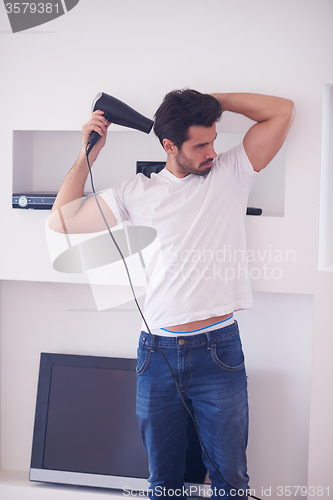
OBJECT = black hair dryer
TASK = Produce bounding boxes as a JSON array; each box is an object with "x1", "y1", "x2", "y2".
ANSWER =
[{"x1": 86, "y1": 92, "x2": 154, "y2": 154}]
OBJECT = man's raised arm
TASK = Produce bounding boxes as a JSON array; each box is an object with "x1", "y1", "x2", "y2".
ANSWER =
[
  {"x1": 210, "y1": 93, "x2": 295, "y2": 172},
  {"x1": 49, "y1": 110, "x2": 118, "y2": 234}
]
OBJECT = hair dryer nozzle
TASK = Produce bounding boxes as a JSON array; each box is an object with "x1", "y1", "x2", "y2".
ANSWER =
[{"x1": 86, "y1": 92, "x2": 154, "y2": 155}]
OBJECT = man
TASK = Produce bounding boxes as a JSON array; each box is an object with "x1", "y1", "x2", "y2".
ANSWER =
[{"x1": 50, "y1": 89, "x2": 295, "y2": 499}]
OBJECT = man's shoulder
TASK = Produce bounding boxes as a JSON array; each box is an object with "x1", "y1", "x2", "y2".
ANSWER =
[
  {"x1": 215, "y1": 142, "x2": 246, "y2": 164},
  {"x1": 214, "y1": 141, "x2": 258, "y2": 189},
  {"x1": 113, "y1": 171, "x2": 161, "y2": 200}
]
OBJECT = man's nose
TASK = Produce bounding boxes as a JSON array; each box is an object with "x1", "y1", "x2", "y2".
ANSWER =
[{"x1": 208, "y1": 145, "x2": 217, "y2": 159}]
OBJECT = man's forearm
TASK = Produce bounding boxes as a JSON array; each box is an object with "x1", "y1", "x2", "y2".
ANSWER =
[
  {"x1": 210, "y1": 92, "x2": 295, "y2": 171},
  {"x1": 49, "y1": 148, "x2": 92, "y2": 232},
  {"x1": 51, "y1": 149, "x2": 89, "y2": 214},
  {"x1": 49, "y1": 110, "x2": 112, "y2": 233},
  {"x1": 211, "y1": 92, "x2": 294, "y2": 123}
]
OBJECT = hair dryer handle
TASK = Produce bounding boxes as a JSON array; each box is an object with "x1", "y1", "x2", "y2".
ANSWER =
[{"x1": 86, "y1": 130, "x2": 102, "y2": 155}]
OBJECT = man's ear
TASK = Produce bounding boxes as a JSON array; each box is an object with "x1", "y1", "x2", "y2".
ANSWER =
[{"x1": 162, "y1": 138, "x2": 177, "y2": 155}]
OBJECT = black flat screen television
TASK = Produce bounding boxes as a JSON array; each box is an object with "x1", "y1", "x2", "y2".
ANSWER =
[{"x1": 30, "y1": 352, "x2": 209, "y2": 494}]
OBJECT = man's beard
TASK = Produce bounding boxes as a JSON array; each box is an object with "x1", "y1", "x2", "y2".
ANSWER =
[{"x1": 175, "y1": 149, "x2": 214, "y2": 176}]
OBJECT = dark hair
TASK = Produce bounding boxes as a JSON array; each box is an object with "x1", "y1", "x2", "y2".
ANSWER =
[{"x1": 153, "y1": 88, "x2": 223, "y2": 149}]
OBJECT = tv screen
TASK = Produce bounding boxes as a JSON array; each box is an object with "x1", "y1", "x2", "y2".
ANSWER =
[{"x1": 30, "y1": 353, "x2": 208, "y2": 493}]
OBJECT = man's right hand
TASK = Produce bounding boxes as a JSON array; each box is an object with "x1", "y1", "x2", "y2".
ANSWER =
[{"x1": 82, "y1": 109, "x2": 112, "y2": 158}]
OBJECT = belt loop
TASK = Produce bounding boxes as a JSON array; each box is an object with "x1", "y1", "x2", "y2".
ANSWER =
[
  {"x1": 141, "y1": 332, "x2": 155, "y2": 352},
  {"x1": 205, "y1": 331, "x2": 213, "y2": 349}
]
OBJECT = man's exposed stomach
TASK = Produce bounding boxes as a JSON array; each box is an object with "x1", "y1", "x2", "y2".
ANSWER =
[{"x1": 164, "y1": 312, "x2": 234, "y2": 333}]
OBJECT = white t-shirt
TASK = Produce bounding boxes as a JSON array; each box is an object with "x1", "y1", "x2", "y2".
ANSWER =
[{"x1": 100, "y1": 142, "x2": 258, "y2": 329}]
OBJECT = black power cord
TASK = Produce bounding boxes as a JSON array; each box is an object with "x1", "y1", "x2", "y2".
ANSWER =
[{"x1": 85, "y1": 147, "x2": 262, "y2": 500}]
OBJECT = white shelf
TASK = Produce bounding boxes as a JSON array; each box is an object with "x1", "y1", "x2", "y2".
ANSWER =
[{"x1": 12, "y1": 129, "x2": 286, "y2": 217}]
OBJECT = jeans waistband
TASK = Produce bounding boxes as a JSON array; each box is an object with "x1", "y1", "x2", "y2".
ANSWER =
[
  {"x1": 150, "y1": 314, "x2": 234, "y2": 337},
  {"x1": 139, "y1": 320, "x2": 239, "y2": 351}
]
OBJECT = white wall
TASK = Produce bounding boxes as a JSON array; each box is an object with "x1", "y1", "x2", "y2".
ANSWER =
[
  {"x1": 0, "y1": 280, "x2": 313, "y2": 497},
  {"x1": 0, "y1": 0, "x2": 333, "y2": 495}
]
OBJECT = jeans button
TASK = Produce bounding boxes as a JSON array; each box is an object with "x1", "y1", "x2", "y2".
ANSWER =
[{"x1": 178, "y1": 338, "x2": 185, "y2": 346}]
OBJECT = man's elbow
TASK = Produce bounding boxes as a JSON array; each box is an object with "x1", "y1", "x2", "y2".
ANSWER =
[
  {"x1": 48, "y1": 208, "x2": 69, "y2": 234},
  {"x1": 283, "y1": 99, "x2": 296, "y2": 126}
]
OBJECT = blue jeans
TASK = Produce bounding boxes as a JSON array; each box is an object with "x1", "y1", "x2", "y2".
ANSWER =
[{"x1": 136, "y1": 321, "x2": 249, "y2": 500}]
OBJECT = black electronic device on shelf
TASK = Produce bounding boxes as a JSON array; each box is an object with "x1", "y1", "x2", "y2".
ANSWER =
[
  {"x1": 12, "y1": 193, "x2": 57, "y2": 210},
  {"x1": 246, "y1": 207, "x2": 262, "y2": 215}
]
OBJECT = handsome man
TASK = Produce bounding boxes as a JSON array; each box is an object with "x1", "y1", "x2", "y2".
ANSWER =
[{"x1": 50, "y1": 89, "x2": 294, "y2": 499}]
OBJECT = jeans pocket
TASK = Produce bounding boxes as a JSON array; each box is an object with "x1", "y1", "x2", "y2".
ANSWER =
[
  {"x1": 211, "y1": 333, "x2": 245, "y2": 371},
  {"x1": 136, "y1": 338, "x2": 151, "y2": 375}
]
